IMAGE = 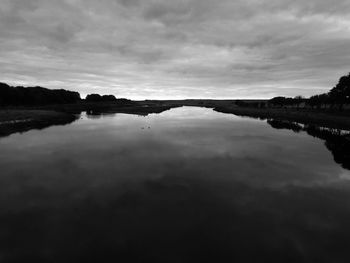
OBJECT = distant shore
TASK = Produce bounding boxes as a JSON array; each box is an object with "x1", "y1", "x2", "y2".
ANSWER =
[{"x1": 1, "y1": 100, "x2": 350, "y2": 138}]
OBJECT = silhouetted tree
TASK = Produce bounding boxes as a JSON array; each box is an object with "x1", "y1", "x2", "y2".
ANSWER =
[
  {"x1": 309, "y1": 94, "x2": 329, "y2": 109},
  {"x1": 269, "y1": 97, "x2": 286, "y2": 107},
  {"x1": 269, "y1": 97, "x2": 295, "y2": 107},
  {"x1": 101, "y1": 95, "x2": 117, "y2": 102},
  {"x1": 85, "y1": 94, "x2": 117, "y2": 102},
  {"x1": 0, "y1": 82, "x2": 81, "y2": 106},
  {"x1": 85, "y1": 94, "x2": 103, "y2": 102},
  {"x1": 328, "y1": 72, "x2": 350, "y2": 110},
  {"x1": 306, "y1": 73, "x2": 350, "y2": 110}
]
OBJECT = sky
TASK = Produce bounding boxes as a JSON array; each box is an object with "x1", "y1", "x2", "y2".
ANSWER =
[{"x1": 1, "y1": 0, "x2": 350, "y2": 99}]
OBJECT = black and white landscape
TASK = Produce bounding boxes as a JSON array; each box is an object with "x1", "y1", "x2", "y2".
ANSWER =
[{"x1": 1, "y1": 1, "x2": 350, "y2": 262}]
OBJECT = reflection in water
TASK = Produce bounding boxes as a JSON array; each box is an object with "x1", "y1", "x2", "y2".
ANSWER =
[
  {"x1": 0, "y1": 113, "x2": 77, "y2": 138},
  {"x1": 0, "y1": 107, "x2": 350, "y2": 263},
  {"x1": 267, "y1": 119, "x2": 350, "y2": 170}
]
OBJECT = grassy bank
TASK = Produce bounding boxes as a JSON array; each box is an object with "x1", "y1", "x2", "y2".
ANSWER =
[{"x1": 214, "y1": 106, "x2": 350, "y2": 130}]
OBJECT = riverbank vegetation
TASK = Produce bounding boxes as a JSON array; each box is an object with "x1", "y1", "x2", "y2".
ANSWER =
[
  {"x1": 268, "y1": 73, "x2": 350, "y2": 110},
  {"x1": 1, "y1": 73, "x2": 350, "y2": 136},
  {"x1": 213, "y1": 73, "x2": 350, "y2": 129}
]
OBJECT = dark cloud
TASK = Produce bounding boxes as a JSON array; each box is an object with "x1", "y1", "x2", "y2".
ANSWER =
[{"x1": 1, "y1": 0, "x2": 350, "y2": 99}]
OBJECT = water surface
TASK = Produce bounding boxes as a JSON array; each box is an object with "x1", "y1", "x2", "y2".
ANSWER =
[{"x1": 0, "y1": 107, "x2": 350, "y2": 263}]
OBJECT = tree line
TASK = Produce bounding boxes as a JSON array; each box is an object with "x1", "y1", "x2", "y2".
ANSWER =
[
  {"x1": 269, "y1": 73, "x2": 350, "y2": 110},
  {"x1": 0, "y1": 83, "x2": 120, "y2": 106},
  {"x1": 309, "y1": 72, "x2": 350, "y2": 110}
]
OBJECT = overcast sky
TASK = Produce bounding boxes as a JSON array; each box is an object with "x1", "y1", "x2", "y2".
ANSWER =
[{"x1": 1, "y1": 0, "x2": 350, "y2": 99}]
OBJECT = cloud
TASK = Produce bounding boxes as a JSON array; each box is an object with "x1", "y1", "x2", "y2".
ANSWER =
[{"x1": 1, "y1": 0, "x2": 350, "y2": 99}]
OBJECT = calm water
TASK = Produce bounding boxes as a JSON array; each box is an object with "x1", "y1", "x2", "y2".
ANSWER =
[{"x1": 1, "y1": 106, "x2": 350, "y2": 263}]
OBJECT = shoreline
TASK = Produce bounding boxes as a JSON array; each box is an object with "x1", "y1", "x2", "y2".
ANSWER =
[
  {"x1": 1, "y1": 101, "x2": 350, "y2": 138},
  {"x1": 213, "y1": 106, "x2": 350, "y2": 131},
  {"x1": 0, "y1": 102, "x2": 178, "y2": 137}
]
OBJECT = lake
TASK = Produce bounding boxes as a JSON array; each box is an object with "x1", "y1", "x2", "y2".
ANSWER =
[{"x1": 0, "y1": 106, "x2": 350, "y2": 263}]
